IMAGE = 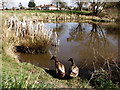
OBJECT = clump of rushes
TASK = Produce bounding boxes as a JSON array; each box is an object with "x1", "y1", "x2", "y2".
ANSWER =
[
  {"x1": 7, "y1": 15, "x2": 55, "y2": 54},
  {"x1": 90, "y1": 69, "x2": 118, "y2": 89},
  {"x1": 17, "y1": 29, "x2": 52, "y2": 53}
]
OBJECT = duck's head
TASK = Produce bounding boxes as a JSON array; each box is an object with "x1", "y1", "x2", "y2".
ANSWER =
[
  {"x1": 50, "y1": 55, "x2": 57, "y2": 61},
  {"x1": 68, "y1": 58, "x2": 73, "y2": 62},
  {"x1": 68, "y1": 58, "x2": 74, "y2": 65}
]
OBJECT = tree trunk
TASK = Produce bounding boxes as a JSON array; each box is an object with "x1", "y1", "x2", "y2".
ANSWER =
[
  {"x1": 77, "y1": 2, "x2": 83, "y2": 11},
  {"x1": 79, "y1": 3, "x2": 83, "y2": 11},
  {"x1": 92, "y1": 3, "x2": 97, "y2": 16},
  {"x1": 2, "y1": 2, "x2": 5, "y2": 10},
  {"x1": 56, "y1": 2, "x2": 59, "y2": 10}
]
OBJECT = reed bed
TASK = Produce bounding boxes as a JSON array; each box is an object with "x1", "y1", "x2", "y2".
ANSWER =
[{"x1": 5, "y1": 15, "x2": 58, "y2": 53}]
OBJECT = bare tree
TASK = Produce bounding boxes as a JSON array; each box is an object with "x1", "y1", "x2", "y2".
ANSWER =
[
  {"x1": 1, "y1": 0, "x2": 14, "y2": 10},
  {"x1": 90, "y1": 1, "x2": 106, "y2": 16},
  {"x1": 76, "y1": 0, "x2": 83, "y2": 11},
  {"x1": 59, "y1": 1, "x2": 67, "y2": 10},
  {"x1": 73, "y1": 0, "x2": 83, "y2": 11},
  {"x1": 51, "y1": 0, "x2": 67, "y2": 10},
  {"x1": 1, "y1": 0, "x2": 6, "y2": 10}
]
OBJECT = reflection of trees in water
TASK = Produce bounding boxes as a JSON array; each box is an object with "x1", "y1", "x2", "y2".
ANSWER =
[
  {"x1": 67, "y1": 23, "x2": 87, "y2": 42},
  {"x1": 87, "y1": 24, "x2": 117, "y2": 67},
  {"x1": 68, "y1": 23, "x2": 117, "y2": 69},
  {"x1": 87, "y1": 24, "x2": 108, "y2": 51},
  {"x1": 103, "y1": 23, "x2": 120, "y2": 64}
]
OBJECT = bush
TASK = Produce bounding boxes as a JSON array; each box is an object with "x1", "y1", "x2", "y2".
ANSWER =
[{"x1": 90, "y1": 69, "x2": 118, "y2": 89}]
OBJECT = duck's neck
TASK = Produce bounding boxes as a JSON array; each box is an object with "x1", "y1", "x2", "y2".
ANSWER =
[
  {"x1": 53, "y1": 58, "x2": 59, "y2": 62},
  {"x1": 71, "y1": 60, "x2": 75, "y2": 66}
]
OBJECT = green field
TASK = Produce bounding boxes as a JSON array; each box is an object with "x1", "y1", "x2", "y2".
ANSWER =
[{"x1": 1, "y1": 10, "x2": 91, "y2": 14}]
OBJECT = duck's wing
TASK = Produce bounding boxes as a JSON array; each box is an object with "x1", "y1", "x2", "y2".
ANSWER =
[
  {"x1": 57, "y1": 63, "x2": 65, "y2": 73},
  {"x1": 70, "y1": 65, "x2": 79, "y2": 77},
  {"x1": 72, "y1": 66, "x2": 79, "y2": 73}
]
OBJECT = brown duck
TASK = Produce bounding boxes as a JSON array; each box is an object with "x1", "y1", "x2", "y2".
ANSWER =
[
  {"x1": 50, "y1": 56, "x2": 65, "y2": 78},
  {"x1": 68, "y1": 58, "x2": 79, "y2": 78}
]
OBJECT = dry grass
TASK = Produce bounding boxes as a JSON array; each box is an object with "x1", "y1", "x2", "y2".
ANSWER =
[{"x1": 3, "y1": 15, "x2": 57, "y2": 54}]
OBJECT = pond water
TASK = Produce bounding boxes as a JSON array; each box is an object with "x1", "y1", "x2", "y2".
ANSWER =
[{"x1": 17, "y1": 21, "x2": 120, "y2": 78}]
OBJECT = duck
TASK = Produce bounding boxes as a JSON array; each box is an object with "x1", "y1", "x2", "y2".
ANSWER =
[
  {"x1": 50, "y1": 56, "x2": 65, "y2": 78},
  {"x1": 68, "y1": 58, "x2": 79, "y2": 78}
]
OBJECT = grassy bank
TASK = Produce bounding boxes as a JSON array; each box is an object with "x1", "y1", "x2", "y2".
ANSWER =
[
  {"x1": 2, "y1": 53, "x2": 119, "y2": 89},
  {"x1": 1, "y1": 10, "x2": 115, "y2": 22},
  {"x1": 2, "y1": 53, "x2": 91, "y2": 88},
  {"x1": 1, "y1": 10, "x2": 91, "y2": 14}
]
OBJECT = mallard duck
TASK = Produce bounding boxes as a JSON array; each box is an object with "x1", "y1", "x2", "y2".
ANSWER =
[
  {"x1": 50, "y1": 56, "x2": 65, "y2": 78},
  {"x1": 68, "y1": 58, "x2": 79, "y2": 78}
]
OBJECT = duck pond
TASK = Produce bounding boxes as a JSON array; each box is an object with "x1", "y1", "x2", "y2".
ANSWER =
[{"x1": 14, "y1": 20, "x2": 120, "y2": 79}]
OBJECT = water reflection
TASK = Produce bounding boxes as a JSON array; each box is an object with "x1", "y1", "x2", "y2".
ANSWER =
[{"x1": 18, "y1": 22, "x2": 119, "y2": 72}]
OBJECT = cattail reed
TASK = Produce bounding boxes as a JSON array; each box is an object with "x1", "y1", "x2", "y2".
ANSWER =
[{"x1": 6, "y1": 15, "x2": 59, "y2": 54}]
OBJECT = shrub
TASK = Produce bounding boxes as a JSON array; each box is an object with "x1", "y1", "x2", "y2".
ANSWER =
[{"x1": 90, "y1": 69, "x2": 118, "y2": 89}]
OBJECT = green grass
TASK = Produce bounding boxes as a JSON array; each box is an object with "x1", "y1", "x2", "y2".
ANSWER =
[
  {"x1": 1, "y1": 10, "x2": 91, "y2": 15},
  {"x1": 2, "y1": 53, "x2": 56, "y2": 88},
  {"x1": 3, "y1": 53, "x2": 119, "y2": 89},
  {"x1": 2, "y1": 53, "x2": 91, "y2": 88},
  {"x1": 39, "y1": 10, "x2": 91, "y2": 14}
]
